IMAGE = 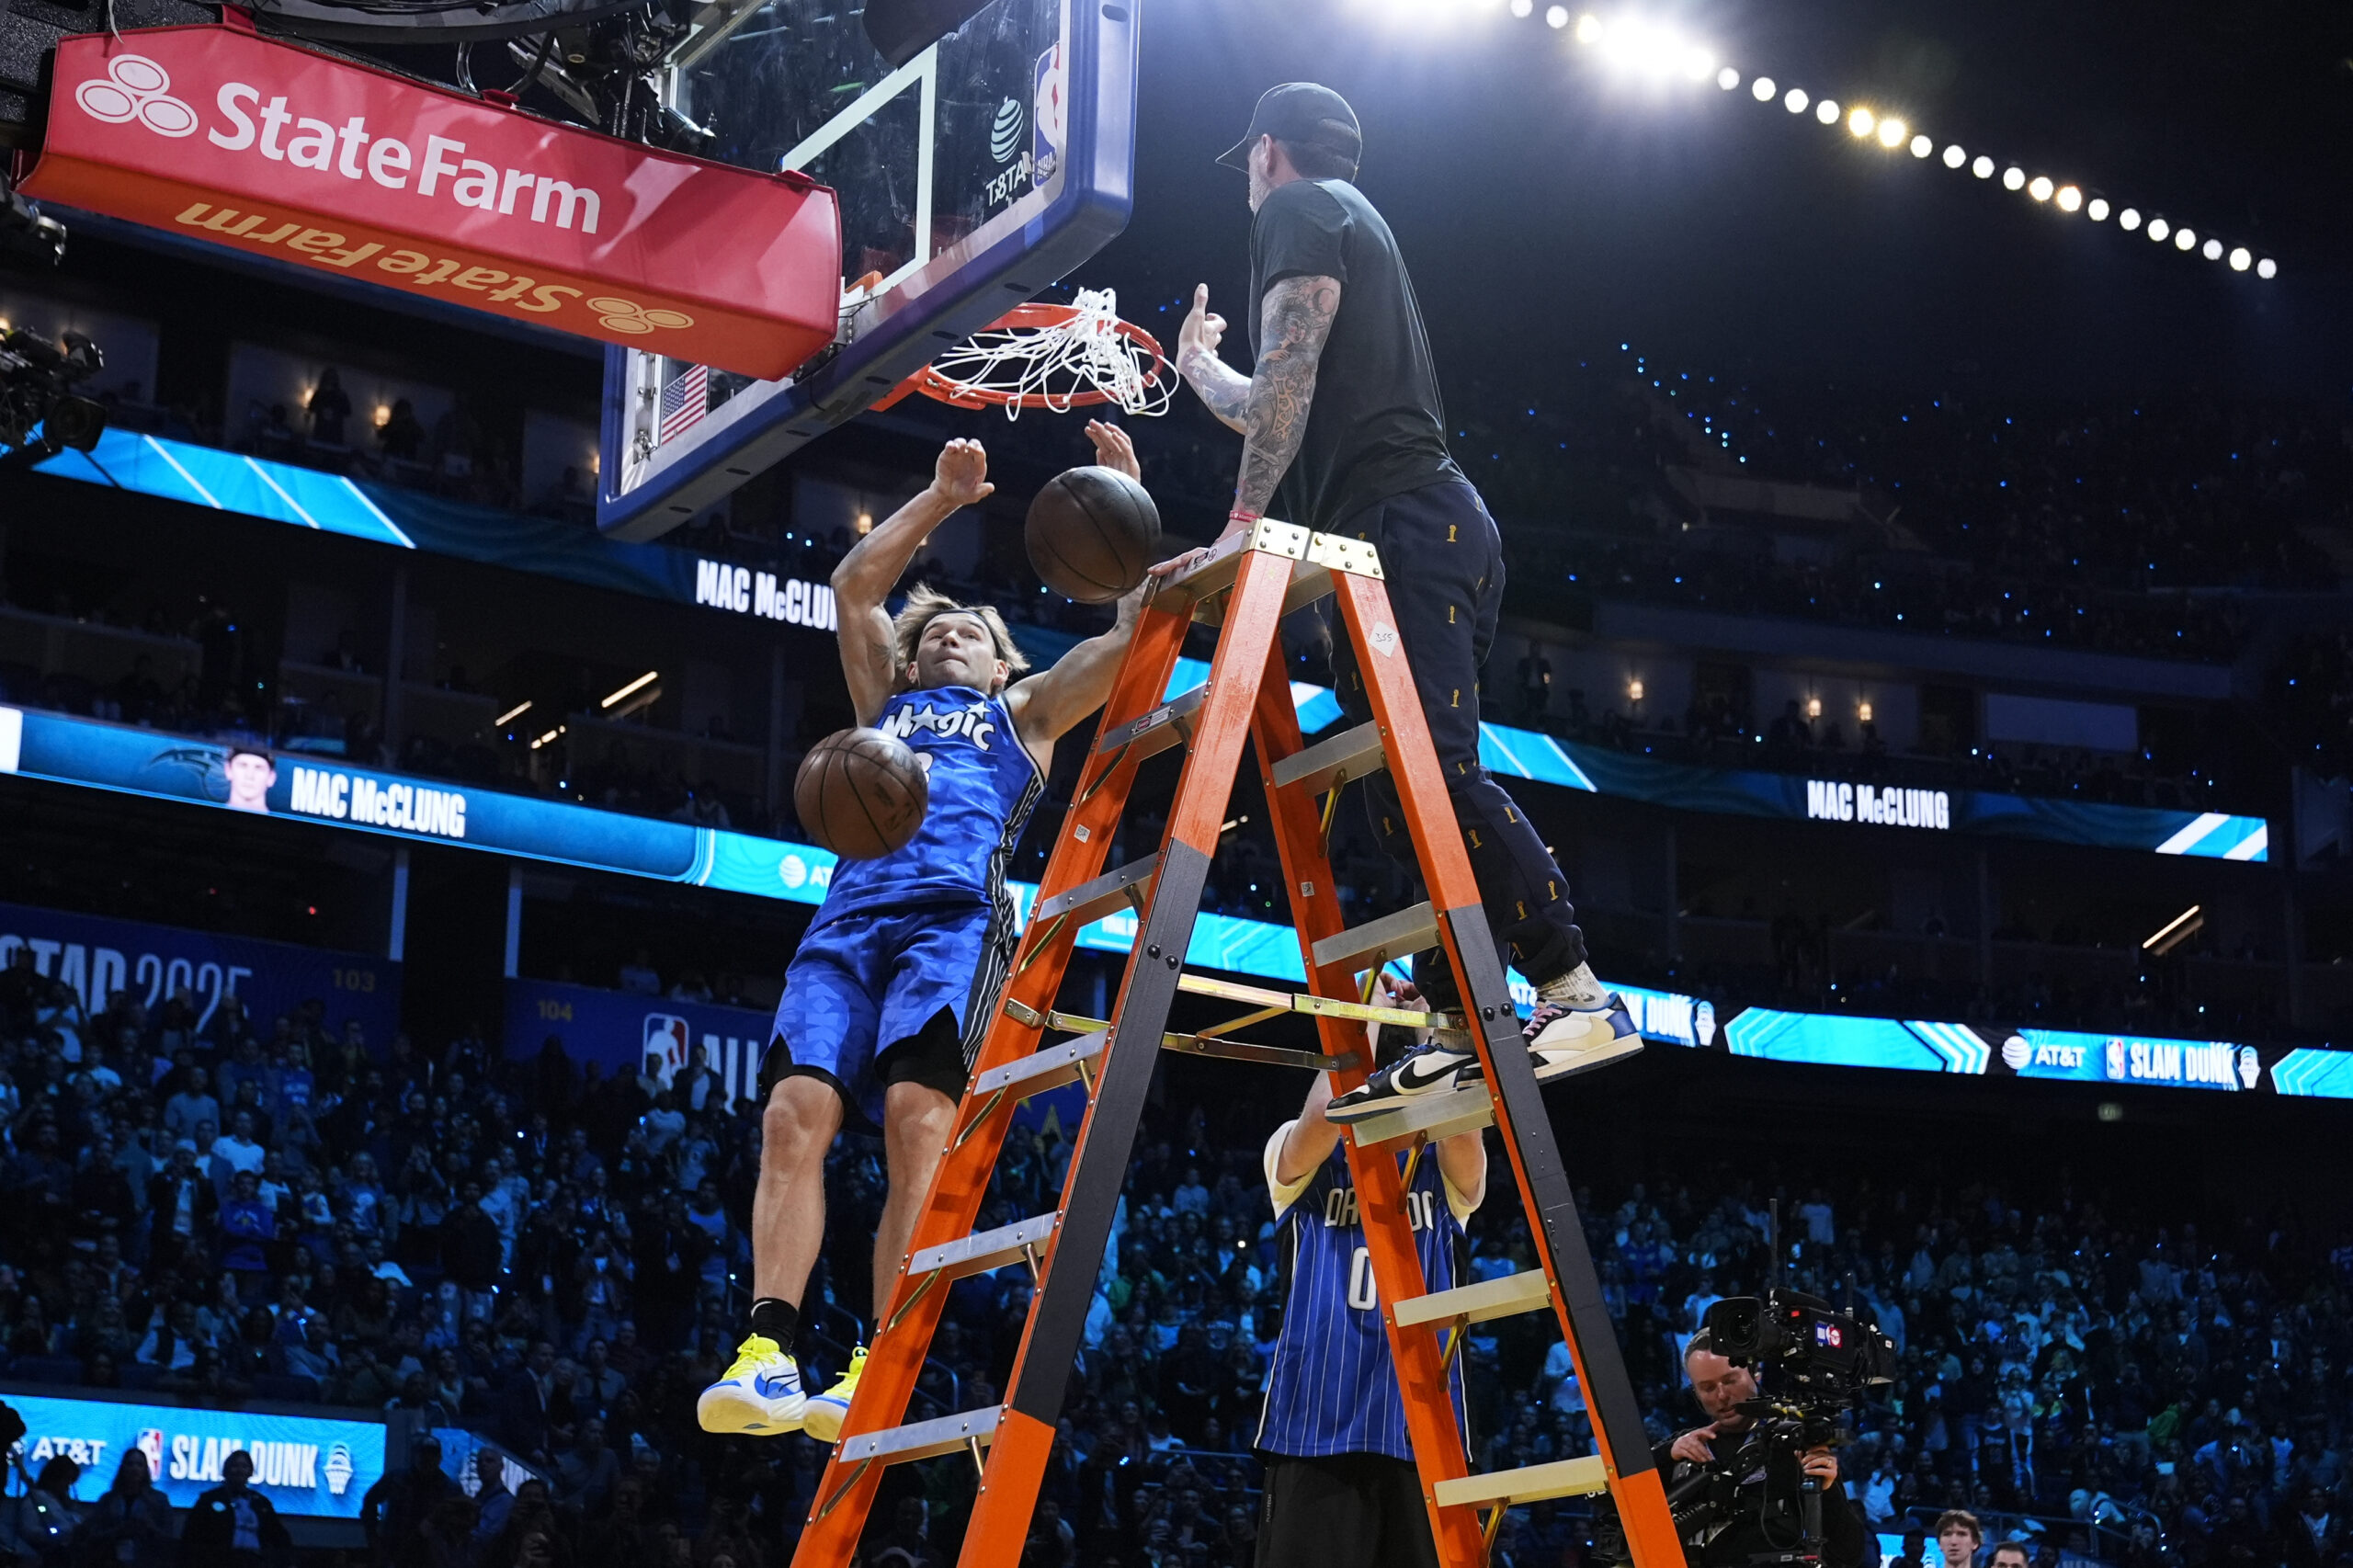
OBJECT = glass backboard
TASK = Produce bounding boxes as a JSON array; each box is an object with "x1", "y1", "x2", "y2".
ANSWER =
[{"x1": 596, "y1": 0, "x2": 1137, "y2": 540}]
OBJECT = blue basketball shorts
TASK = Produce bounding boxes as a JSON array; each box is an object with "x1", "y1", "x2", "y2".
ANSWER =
[{"x1": 762, "y1": 903, "x2": 1008, "y2": 1127}]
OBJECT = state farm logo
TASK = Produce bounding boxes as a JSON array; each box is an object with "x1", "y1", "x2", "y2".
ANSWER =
[
  {"x1": 75, "y1": 55, "x2": 199, "y2": 137},
  {"x1": 591, "y1": 297, "x2": 694, "y2": 335},
  {"x1": 70, "y1": 51, "x2": 615, "y2": 238}
]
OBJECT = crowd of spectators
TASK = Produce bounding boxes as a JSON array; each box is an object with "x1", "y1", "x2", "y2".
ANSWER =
[{"x1": 6, "y1": 939, "x2": 2353, "y2": 1568}]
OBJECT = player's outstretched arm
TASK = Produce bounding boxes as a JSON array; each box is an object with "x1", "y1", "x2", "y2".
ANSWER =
[
  {"x1": 1004, "y1": 576, "x2": 1146, "y2": 745},
  {"x1": 831, "y1": 439, "x2": 995, "y2": 725}
]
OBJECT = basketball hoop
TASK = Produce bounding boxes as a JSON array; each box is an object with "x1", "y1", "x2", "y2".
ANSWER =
[{"x1": 886, "y1": 287, "x2": 1173, "y2": 419}]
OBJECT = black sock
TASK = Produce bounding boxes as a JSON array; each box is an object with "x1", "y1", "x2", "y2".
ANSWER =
[{"x1": 749, "y1": 1297, "x2": 799, "y2": 1351}]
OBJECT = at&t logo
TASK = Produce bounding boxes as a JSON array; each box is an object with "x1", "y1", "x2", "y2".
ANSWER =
[
  {"x1": 76, "y1": 55, "x2": 198, "y2": 137},
  {"x1": 989, "y1": 97, "x2": 1025, "y2": 163}
]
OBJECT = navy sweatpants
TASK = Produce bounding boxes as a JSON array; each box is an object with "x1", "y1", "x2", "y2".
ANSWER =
[{"x1": 1324, "y1": 479, "x2": 1588, "y2": 1012}]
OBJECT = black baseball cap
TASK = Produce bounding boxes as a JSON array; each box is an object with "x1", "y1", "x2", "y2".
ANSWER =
[{"x1": 1215, "y1": 83, "x2": 1363, "y2": 172}]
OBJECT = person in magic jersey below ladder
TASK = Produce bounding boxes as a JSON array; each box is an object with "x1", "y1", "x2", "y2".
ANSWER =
[
  {"x1": 1254, "y1": 974, "x2": 1486, "y2": 1566},
  {"x1": 699, "y1": 426, "x2": 1150, "y2": 1442}
]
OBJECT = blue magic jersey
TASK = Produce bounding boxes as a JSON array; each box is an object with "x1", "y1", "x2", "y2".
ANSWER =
[
  {"x1": 1256, "y1": 1127, "x2": 1475, "y2": 1460},
  {"x1": 817, "y1": 686, "x2": 1042, "y2": 928}
]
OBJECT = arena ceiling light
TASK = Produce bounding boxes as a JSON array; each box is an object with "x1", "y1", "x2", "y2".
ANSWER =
[
  {"x1": 601, "y1": 670, "x2": 661, "y2": 709},
  {"x1": 1505, "y1": 7, "x2": 2280, "y2": 279},
  {"x1": 494, "y1": 700, "x2": 535, "y2": 726},
  {"x1": 2143, "y1": 904, "x2": 2203, "y2": 956}
]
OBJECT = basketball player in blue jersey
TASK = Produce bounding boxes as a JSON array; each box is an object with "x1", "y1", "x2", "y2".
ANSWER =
[
  {"x1": 1256, "y1": 977, "x2": 1486, "y2": 1566},
  {"x1": 699, "y1": 428, "x2": 1150, "y2": 1441}
]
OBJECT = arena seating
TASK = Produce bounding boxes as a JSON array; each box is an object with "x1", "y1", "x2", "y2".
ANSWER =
[{"x1": 1, "y1": 951, "x2": 2341, "y2": 1567}]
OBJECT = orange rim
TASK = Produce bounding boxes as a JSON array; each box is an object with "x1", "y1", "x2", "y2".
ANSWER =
[{"x1": 891, "y1": 301, "x2": 1169, "y2": 411}]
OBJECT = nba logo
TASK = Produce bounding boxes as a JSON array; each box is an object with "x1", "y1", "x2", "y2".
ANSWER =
[
  {"x1": 643, "y1": 1015, "x2": 689, "y2": 1086},
  {"x1": 1033, "y1": 43, "x2": 1064, "y2": 183},
  {"x1": 136, "y1": 1430, "x2": 164, "y2": 1476}
]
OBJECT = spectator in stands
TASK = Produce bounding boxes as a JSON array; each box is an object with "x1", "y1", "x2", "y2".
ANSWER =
[
  {"x1": 308, "y1": 369, "x2": 353, "y2": 449},
  {"x1": 162, "y1": 1067, "x2": 220, "y2": 1145},
  {"x1": 1937, "y1": 1508, "x2": 1982, "y2": 1568},
  {"x1": 378, "y1": 399, "x2": 426, "y2": 465},
  {"x1": 79, "y1": 1449, "x2": 174, "y2": 1568},
  {"x1": 210, "y1": 1110, "x2": 267, "y2": 1197},
  {"x1": 178, "y1": 1449, "x2": 290, "y2": 1567},
  {"x1": 363, "y1": 1435, "x2": 455, "y2": 1567},
  {"x1": 618, "y1": 952, "x2": 661, "y2": 996},
  {"x1": 554, "y1": 1417, "x2": 621, "y2": 1518}
]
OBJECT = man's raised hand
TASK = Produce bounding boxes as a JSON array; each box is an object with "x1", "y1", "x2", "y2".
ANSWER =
[
  {"x1": 1085, "y1": 420, "x2": 1141, "y2": 482},
  {"x1": 931, "y1": 438, "x2": 995, "y2": 507},
  {"x1": 1177, "y1": 284, "x2": 1226, "y2": 369}
]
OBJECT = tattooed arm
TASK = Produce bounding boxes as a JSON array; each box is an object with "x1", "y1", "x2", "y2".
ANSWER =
[
  {"x1": 1176, "y1": 284, "x2": 1251, "y2": 433},
  {"x1": 1232, "y1": 272, "x2": 1341, "y2": 521}
]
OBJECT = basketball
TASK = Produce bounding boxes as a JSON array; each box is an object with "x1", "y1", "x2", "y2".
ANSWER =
[
  {"x1": 1026, "y1": 465, "x2": 1162, "y2": 604},
  {"x1": 793, "y1": 728, "x2": 929, "y2": 860}
]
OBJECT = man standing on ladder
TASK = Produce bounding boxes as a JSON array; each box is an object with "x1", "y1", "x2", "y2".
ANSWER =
[
  {"x1": 1163, "y1": 83, "x2": 1641, "y2": 1119},
  {"x1": 1256, "y1": 979, "x2": 1486, "y2": 1566}
]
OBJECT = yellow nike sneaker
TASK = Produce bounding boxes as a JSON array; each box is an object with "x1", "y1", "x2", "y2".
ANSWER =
[
  {"x1": 696, "y1": 1334, "x2": 806, "y2": 1435},
  {"x1": 801, "y1": 1346, "x2": 867, "y2": 1444}
]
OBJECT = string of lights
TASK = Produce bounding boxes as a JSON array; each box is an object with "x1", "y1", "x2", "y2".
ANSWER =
[{"x1": 1410, "y1": 2, "x2": 2280, "y2": 280}]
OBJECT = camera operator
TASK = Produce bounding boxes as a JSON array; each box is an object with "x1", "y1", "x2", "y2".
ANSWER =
[{"x1": 1656, "y1": 1332, "x2": 1869, "y2": 1568}]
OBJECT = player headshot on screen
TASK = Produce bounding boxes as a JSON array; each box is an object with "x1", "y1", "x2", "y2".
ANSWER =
[
  {"x1": 222, "y1": 744, "x2": 276, "y2": 815},
  {"x1": 1157, "y1": 82, "x2": 1642, "y2": 1126},
  {"x1": 699, "y1": 425, "x2": 1151, "y2": 1444},
  {"x1": 1253, "y1": 976, "x2": 1486, "y2": 1567}
]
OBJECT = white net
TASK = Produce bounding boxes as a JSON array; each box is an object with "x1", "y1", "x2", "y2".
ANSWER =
[{"x1": 926, "y1": 287, "x2": 1174, "y2": 419}]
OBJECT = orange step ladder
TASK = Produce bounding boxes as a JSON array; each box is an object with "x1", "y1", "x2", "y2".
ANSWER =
[{"x1": 787, "y1": 520, "x2": 1688, "y2": 1568}]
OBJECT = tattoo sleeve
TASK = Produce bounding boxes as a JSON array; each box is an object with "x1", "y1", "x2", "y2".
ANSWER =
[
  {"x1": 1234, "y1": 275, "x2": 1340, "y2": 518},
  {"x1": 1180, "y1": 347, "x2": 1251, "y2": 431}
]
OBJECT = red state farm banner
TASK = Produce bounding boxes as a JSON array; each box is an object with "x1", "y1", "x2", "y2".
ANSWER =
[{"x1": 20, "y1": 24, "x2": 842, "y2": 380}]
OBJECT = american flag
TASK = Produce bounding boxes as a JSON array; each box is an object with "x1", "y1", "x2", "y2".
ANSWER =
[{"x1": 658, "y1": 363, "x2": 710, "y2": 446}]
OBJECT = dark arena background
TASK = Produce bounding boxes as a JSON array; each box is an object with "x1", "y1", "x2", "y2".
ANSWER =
[{"x1": 1, "y1": 0, "x2": 2351, "y2": 1563}]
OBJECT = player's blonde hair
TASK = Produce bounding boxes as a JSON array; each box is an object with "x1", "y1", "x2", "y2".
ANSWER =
[{"x1": 892, "y1": 584, "x2": 1030, "y2": 695}]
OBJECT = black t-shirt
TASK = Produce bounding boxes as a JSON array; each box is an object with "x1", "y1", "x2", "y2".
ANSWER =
[{"x1": 1247, "y1": 177, "x2": 1463, "y2": 533}]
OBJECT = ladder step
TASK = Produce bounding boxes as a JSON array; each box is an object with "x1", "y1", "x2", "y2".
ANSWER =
[
  {"x1": 835, "y1": 1405, "x2": 1004, "y2": 1467},
  {"x1": 971, "y1": 1035, "x2": 1105, "y2": 1098},
  {"x1": 1348, "y1": 1081, "x2": 1494, "y2": 1147},
  {"x1": 907, "y1": 1213, "x2": 1058, "y2": 1283},
  {"x1": 1154, "y1": 519, "x2": 1312, "y2": 615},
  {"x1": 1392, "y1": 1269, "x2": 1553, "y2": 1329},
  {"x1": 1270, "y1": 722, "x2": 1389, "y2": 797},
  {"x1": 1305, "y1": 529, "x2": 1385, "y2": 581},
  {"x1": 1188, "y1": 531, "x2": 1376, "y2": 627},
  {"x1": 1162, "y1": 1033, "x2": 1358, "y2": 1074},
  {"x1": 1312, "y1": 901, "x2": 1438, "y2": 973},
  {"x1": 1094, "y1": 685, "x2": 1207, "y2": 762},
  {"x1": 1179, "y1": 972, "x2": 1452, "y2": 1032},
  {"x1": 1432, "y1": 1456, "x2": 1609, "y2": 1509},
  {"x1": 1035, "y1": 853, "x2": 1159, "y2": 926}
]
